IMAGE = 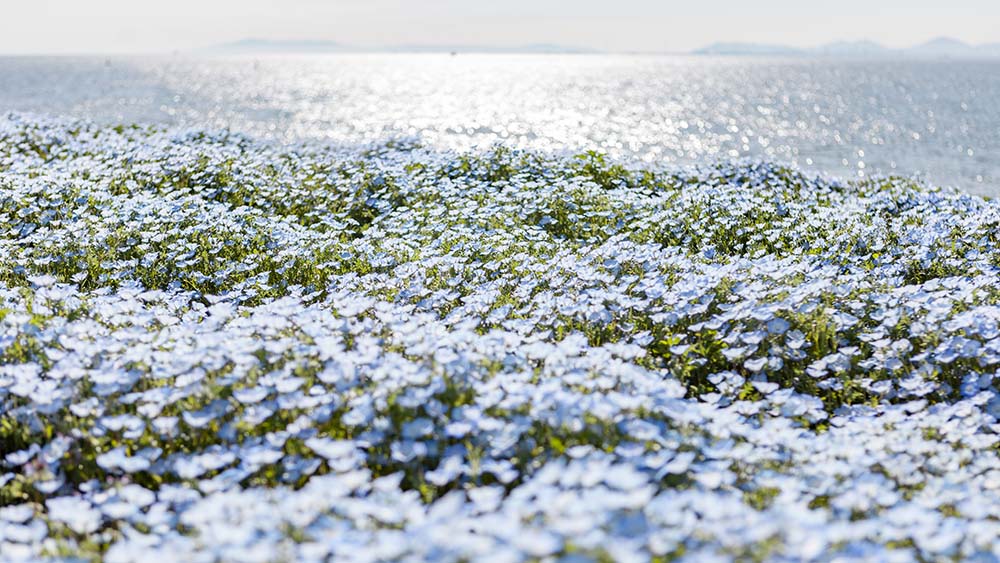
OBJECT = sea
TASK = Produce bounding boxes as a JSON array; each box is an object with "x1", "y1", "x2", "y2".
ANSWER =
[{"x1": 1, "y1": 54, "x2": 997, "y2": 195}]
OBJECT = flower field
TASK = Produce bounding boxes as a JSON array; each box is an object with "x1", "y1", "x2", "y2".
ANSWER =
[{"x1": 3, "y1": 112, "x2": 1000, "y2": 561}]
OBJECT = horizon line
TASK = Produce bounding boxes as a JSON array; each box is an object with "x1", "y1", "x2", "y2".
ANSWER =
[{"x1": 2, "y1": 35, "x2": 999, "y2": 58}]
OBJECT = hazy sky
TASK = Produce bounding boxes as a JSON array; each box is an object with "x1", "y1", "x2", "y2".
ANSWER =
[{"x1": 2, "y1": 0, "x2": 999, "y2": 55}]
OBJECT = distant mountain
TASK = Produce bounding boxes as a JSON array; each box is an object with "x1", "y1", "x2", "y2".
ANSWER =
[
  {"x1": 693, "y1": 37, "x2": 1000, "y2": 59},
  {"x1": 203, "y1": 39, "x2": 599, "y2": 55},
  {"x1": 907, "y1": 37, "x2": 976, "y2": 57}
]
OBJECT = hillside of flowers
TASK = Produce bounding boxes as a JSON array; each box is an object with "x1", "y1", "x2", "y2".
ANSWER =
[{"x1": 2, "y1": 112, "x2": 1000, "y2": 561}]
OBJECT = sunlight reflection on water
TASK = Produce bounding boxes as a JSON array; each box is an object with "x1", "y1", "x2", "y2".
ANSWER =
[{"x1": 1, "y1": 54, "x2": 997, "y2": 194}]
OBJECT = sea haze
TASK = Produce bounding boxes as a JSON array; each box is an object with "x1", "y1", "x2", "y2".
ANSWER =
[{"x1": 1, "y1": 54, "x2": 997, "y2": 195}]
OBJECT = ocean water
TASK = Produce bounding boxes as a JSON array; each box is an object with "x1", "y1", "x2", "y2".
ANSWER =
[{"x1": 1, "y1": 54, "x2": 997, "y2": 194}]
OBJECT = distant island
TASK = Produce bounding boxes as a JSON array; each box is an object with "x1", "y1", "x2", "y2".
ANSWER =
[
  {"x1": 203, "y1": 39, "x2": 599, "y2": 55},
  {"x1": 694, "y1": 37, "x2": 1000, "y2": 58}
]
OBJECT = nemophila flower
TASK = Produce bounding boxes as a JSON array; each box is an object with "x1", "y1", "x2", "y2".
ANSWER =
[
  {"x1": 45, "y1": 497, "x2": 102, "y2": 534},
  {"x1": 3, "y1": 114, "x2": 1000, "y2": 560},
  {"x1": 96, "y1": 447, "x2": 156, "y2": 474}
]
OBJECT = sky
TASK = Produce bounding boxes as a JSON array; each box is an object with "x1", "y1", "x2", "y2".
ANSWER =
[{"x1": 2, "y1": 0, "x2": 999, "y2": 55}]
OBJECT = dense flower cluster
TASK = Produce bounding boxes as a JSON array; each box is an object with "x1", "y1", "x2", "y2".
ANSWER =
[{"x1": 2, "y1": 112, "x2": 1000, "y2": 561}]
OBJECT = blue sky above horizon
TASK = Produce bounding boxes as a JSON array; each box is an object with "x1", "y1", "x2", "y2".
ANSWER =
[{"x1": 2, "y1": 0, "x2": 999, "y2": 55}]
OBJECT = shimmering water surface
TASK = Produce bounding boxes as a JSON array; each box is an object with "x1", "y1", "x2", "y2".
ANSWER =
[{"x1": 2, "y1": 54, "x2": 997, "y2": 194}]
